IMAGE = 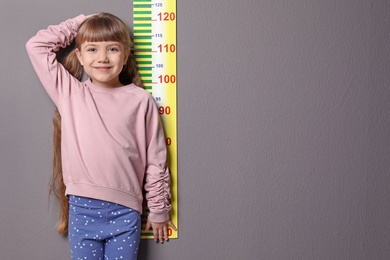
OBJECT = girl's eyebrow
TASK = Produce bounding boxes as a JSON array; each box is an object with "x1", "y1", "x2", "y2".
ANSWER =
[
  {"x1": 83, "y1": 43, "x2": 97, "y2": 48},
  {"x1": 83, "y1": 42, "x2": 121, "y2": 48},
  {"x1": 107, "y1": 43, "x2": 121, "y2": 47}
]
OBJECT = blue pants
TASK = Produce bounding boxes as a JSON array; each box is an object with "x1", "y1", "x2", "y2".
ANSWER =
[{"x1": 68, "y1": 195, "x2": 141, "y2": 260}]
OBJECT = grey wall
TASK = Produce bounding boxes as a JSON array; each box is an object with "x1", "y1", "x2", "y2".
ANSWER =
[{"x1": 1, "y1": 0, "x2": 389, "y2": 259}]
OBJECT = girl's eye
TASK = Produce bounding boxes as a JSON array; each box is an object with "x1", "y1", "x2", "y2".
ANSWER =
[
  {"x1": 108, "y1": 47, "x2": 119, "y2": 52},
  {"x1": 87, "y1": 48, "x2": 96, "y2": 52}
]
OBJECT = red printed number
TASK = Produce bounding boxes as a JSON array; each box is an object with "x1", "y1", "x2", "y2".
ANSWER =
[
  {"x1": 159, "y1": 106, "x2": 171, "y2": 115},
  {"x1": 158, "y1": 75, "x2": 176, "y2": 84},
  {"x1": 158, "y1": 12, "x2": 176, "y2": 21},
  {"x1": 158, "y1": 44, "x2": 176, "y2": 53}
]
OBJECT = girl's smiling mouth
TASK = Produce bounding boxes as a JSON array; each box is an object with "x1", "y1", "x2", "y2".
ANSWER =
[{"x1": 94, "y1": 67, "x2": 111, "y2": 71}]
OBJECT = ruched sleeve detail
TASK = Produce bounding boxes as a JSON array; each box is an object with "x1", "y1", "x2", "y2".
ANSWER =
[{"x1": 143, "y1": 96, "x2": 172, "y2": 223}]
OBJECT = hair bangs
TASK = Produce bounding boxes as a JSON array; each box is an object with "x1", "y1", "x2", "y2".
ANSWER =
[{"x1": 76, "y1": 14, "x2": 131, "y2": 48}]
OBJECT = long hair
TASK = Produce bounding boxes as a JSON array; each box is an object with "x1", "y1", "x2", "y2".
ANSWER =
[{"x1": 50, "y1": 13, "x2": 143, "y2": 235}]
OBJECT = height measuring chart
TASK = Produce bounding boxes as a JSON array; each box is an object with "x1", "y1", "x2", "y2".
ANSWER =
[{"x1": 133, "y1": 0, "x2": 178, "y2": 239}]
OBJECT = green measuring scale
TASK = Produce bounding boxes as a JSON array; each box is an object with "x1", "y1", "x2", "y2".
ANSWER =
[{"x1": 133, "y1": 0, "x2": 178, "y2": 239}]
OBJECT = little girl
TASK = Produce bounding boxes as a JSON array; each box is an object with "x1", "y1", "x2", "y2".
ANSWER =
[{"x1": 26, "y1": 13, "x2": 176, "y2": 259}]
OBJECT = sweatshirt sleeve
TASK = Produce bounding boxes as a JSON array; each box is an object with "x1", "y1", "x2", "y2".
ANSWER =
[
  {"x1": 143, "y1": 97, "x2": 172, "y2": 223},
  {"x1": 26, "y1": 15, "x2": 86, "y2": 107}
]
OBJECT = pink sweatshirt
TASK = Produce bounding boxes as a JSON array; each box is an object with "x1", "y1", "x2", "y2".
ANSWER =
[{"x1": 26, "y1": 15, "x2": 171, "y2": 223}]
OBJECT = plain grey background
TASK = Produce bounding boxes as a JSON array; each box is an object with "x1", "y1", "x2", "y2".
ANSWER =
[{"x1": 1, "y1": 0, "x2": 390, "y2": 259}]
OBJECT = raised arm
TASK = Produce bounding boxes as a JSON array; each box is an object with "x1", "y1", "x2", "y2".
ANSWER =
[{"x1": 26, "y1": 15, "x2": 86, "y2": 106}]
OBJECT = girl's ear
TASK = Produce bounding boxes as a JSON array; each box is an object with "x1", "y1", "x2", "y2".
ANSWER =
[
  {"x1": 124, "y1": 49, "x2": 130, "y2": 65},
  {"x1": 75, "y1": 48, "x2": 84, "y2": 66}
]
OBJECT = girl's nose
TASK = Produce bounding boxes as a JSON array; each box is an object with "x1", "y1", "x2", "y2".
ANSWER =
[{"x1": 98, "y1": 52, "x2": 109, "y2": 62}]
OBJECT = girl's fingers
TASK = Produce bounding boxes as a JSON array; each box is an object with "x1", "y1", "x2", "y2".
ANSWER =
[
  {"x1": 153, "y1": 229, "x2": 159, "y2": 242},
  {"x1": 163, "y1": 225, "x2": 168, "y2": 241},
  {"x1": 158, "y1": 228, "x2": 164, "y2": 243},
  {"x1": 168, "y1": 220, "x2": 177, "y2": 231}
]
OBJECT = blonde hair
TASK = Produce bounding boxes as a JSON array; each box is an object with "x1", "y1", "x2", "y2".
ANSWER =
[{"x1": 51, "y1": 13, "x2": 143, "y2": 235}]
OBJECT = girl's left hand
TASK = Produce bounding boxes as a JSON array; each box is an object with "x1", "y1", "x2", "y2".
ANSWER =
[{"x1": 144, "y1": 219, "x2": 177, "y2": 244}]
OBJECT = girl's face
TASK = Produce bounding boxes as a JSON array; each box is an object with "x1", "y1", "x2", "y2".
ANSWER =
[{"x1": 76, "y1": 41, "x2": 129, "y2": 88}]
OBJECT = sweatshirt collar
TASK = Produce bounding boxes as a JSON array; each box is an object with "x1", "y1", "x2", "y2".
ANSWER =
[{"x1": 85, "y1": 78, "x2": 135, "y2": 93}]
